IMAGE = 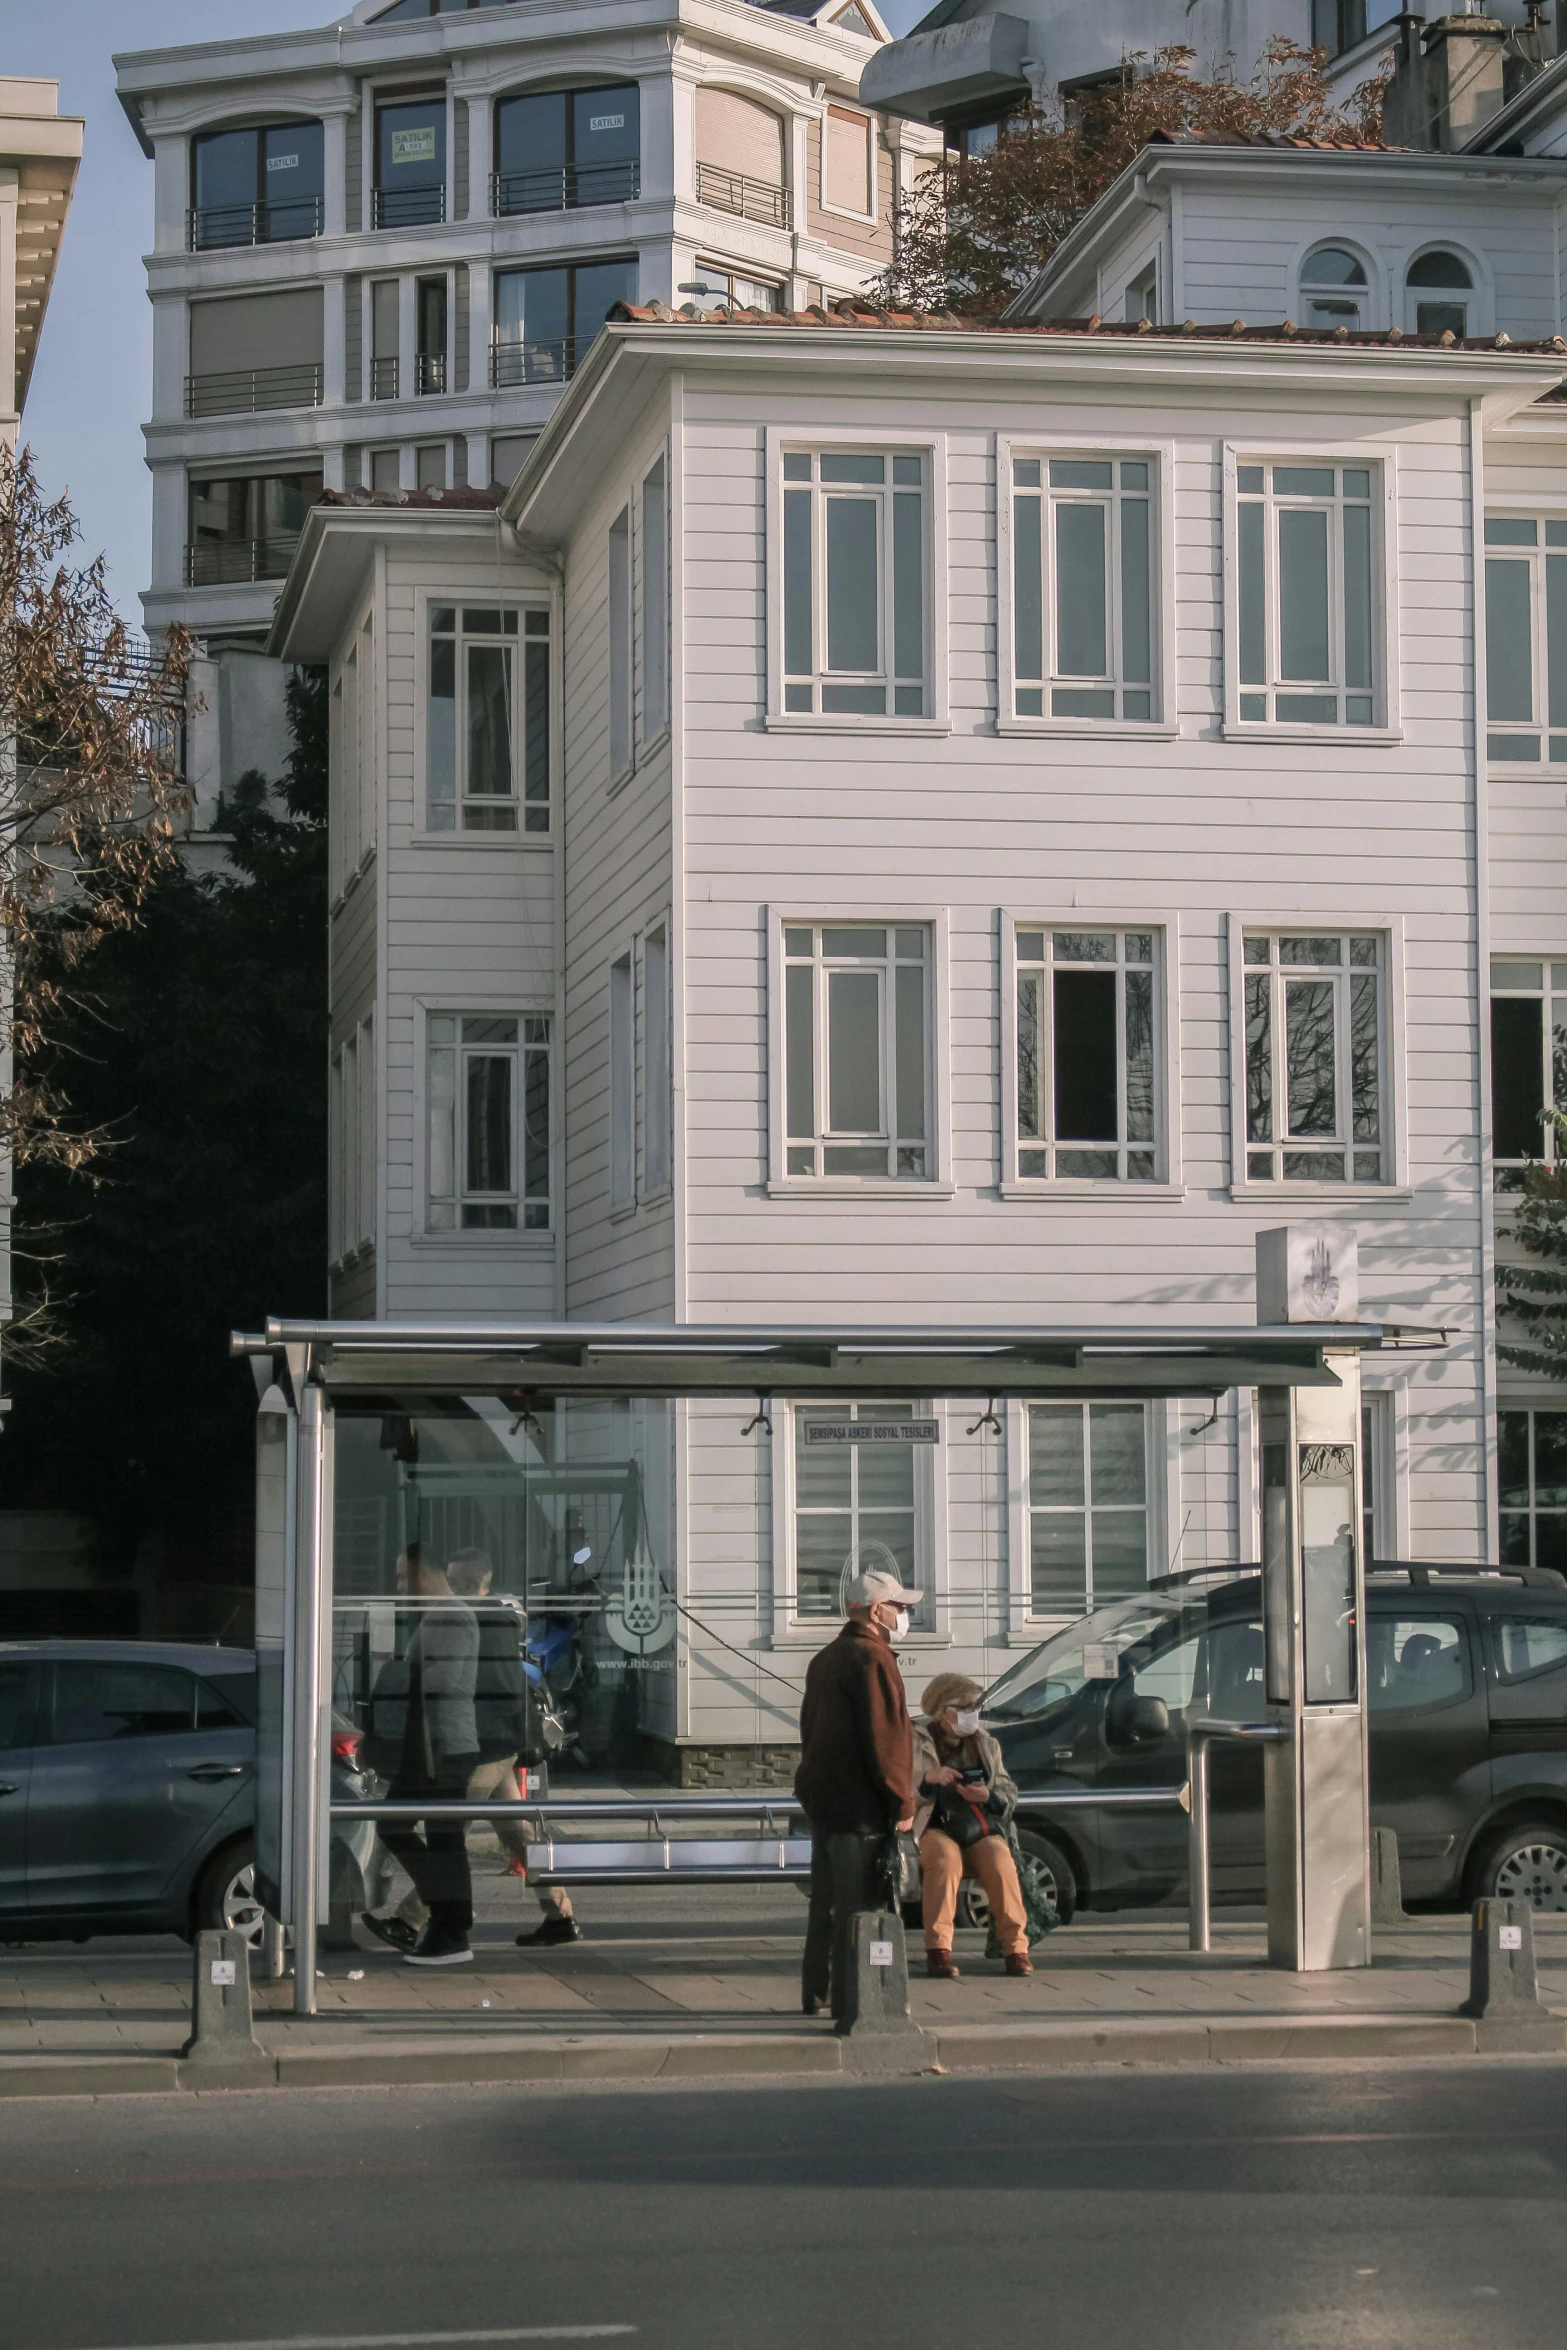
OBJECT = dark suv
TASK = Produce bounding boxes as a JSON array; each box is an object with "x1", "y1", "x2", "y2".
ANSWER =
[
  {"x1": 0, "y1": 1642, "x2": 380, "y2": 1946},
  {"x1": 984, "y1": 1564, "x2": 1567, "y2": 1921}
]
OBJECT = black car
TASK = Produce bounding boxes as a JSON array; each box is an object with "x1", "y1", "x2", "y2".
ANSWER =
[
  {"x1": 983, "y1": 1563, "x2": 1567, "y2": 1922},
  {"x1": 0, "y1": 1641, "x2": 382, "y2": 1946}
]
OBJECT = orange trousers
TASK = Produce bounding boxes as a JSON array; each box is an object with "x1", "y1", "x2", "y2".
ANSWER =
[{"x1": 919, "y1": 1826, "x2": 1029, "y2": 1957}]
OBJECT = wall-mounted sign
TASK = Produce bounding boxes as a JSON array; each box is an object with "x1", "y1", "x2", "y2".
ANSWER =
[
  {"x1": 391, "y1": 127, "x2": 437, "y2": 165},
  {"x1": 802, "y1": 1420, "x2": 939, "y2": 1446},
  {"x1": 266, "y1": 153, "x2": 300, "y2": 174},
  {"x1": 588, "y1": 114, "x2": 626, "y2": 133}
]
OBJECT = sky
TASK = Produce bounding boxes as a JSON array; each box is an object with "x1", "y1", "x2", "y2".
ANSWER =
[{"x1": 8, "y1": 0, "x2": 929, "y2": 625}]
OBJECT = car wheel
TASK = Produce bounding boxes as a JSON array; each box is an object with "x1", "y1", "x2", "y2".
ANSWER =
[
  {"x1": 193, "y1": 1840, "x2": 264, "y2": 1946},
  {"x1": 1479, "y1": 1822, "x2": 1567, "y2": 1913},
  {"x1": 1016, "y1": 1828, "x2": 1077, "y2": 1927},
  {"x1": 955, "y1": 1881, "x2": 991, "y2": 1931}
]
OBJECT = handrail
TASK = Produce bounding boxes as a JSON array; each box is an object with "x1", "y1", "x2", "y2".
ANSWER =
[
  {"x1": 185, "y1": 363, "x2": 323, "y2": 418},
  {"x1": 328, "y1": 1786, "x2": 1187, "y2": 1825},
  {"x1": 1186, "y1": 1718, "x2": 1289, "y2": 1953}
]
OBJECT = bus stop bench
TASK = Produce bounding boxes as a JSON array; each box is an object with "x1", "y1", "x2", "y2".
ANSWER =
[{"x1": 530, "y1": 1835, "x2": 813, "y2": 1886}]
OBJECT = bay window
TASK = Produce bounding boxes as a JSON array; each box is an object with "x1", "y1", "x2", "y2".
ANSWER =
[
  {"x1": 778, "y1": 448, "x2": 928, "y2": 719},
  {"x1": 1234, "y1": 461, "x2": 1380, "y2": 727}
]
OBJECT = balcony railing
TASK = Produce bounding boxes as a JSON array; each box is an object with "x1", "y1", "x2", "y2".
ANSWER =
[
  {"x1": 490, "y1": 159, "x2": 641, "y2": 217},
  {"x1": 184, "y1": 363, "x2": 324, "y2": 419},
  {"x1": 694, "y1": 163, "x2": 790, "y2": 228},
  {"x1": 187, "y1": 197, "x2": 323, "y2": 252},
  {"x1": 416, "y1": 352, "x2": 447, "y2": 395},
  {"x1": 184, "y1": 535, "x2": 302, "y2": 588},
  {"x1": 370, "y1": 355, "x2": 400, "y2": 400},
  {"x1": 372, "y1": 185, "x2": 446, "y2": 230},
  {"x1": 490, "y1": 337, "x2": 580, "y2": 389}
]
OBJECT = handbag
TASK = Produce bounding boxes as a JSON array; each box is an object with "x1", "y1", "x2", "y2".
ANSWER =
[
  {"x1": 875, "y1": 1827, "x2": 922, "y2": 1911},
  {"x1": 930, "y1": 1781, "x2": 995, "y2": 1849}
]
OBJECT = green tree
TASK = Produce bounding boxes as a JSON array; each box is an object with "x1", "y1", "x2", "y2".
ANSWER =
[
  {"x1": 1498, "y1": 1111, "x2": 1567, "y2": 1381},
  {"x1": 873, "y1": 43, "x2": 1387, "y2": 317},
  {"x1": 0, "y1": 668, "x2": 327, "y2": 1573}
]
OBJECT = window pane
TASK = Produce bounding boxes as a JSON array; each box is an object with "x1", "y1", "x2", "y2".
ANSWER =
[
  {"x1": 1549, "y1": 556, "x2": 1567, "y2": 729},
  {"x1": 1285, "y1": 979, "x2": 1337, "y2": 1136},
  {"x1": 1487, "y1": 558, "x2": 1534, "y2": 722},
  {"x1": 827, "y1": 969, "x2": 881, "y2": 1132},
  {"x1": 428, "y1": 1042, "x2": 456, "y2": 1201},
  {"x1": 466, "y1": 1054, "x2": 513, "y2": 1192},
  {"x1": 892, "y1": 491, "x2": 922, "y2": 682},
  {"x1": 1017, "y1": 970, "x2": 1041, "y2": 1140},
  {"x1": 895, "y1": 961, "x2": 925, "y2": 1141},
  {"x1": 1279, "y1": 508, "x2": 1330, "y2": 680},
  {"x1": 796, "y1": 1414, "x2": 852, "y2": 1509},
  {"x1": 859, "y1": 1439, "x2": 915, "y2": 1514},
  {"x1": 52, "y1": 1664, "x2": 197, "y2": 1744},
  {"x1": 1492, "y1": 995, "x2": 1545, "y2": 1159},
  {"x1": 1368, "y1": 1618, "x2": 1465, "y2": 1710},
  {"x1": 785, "y1": 962, "x2": 814, "y2": 1139},
  {"x1": 467, "y1": 643, "x2": 513, "y2": 796},
  {"x1": 1245, "y1": 972, "x2": 1272, "y2": 1143},
  {"x1": 1089, "y1": 1405, "x2": 1146, "y2": 1505},
  {"x1": 796, "y1": 1514, "x2": 851, "y2": 1612},
  {"x1": 1014, "y1": 495, "x2": 1043, "y2": 681},
  {"x1": 1536, "y1": 1414, "x2": 1567, "y2": 1503},
  {"x1": 524, "y1": 641, "x2": 550, "y2": 819},
  {"x1": 1496, "y1": 1618, "x2": 1567, "y2": 1678},
  {"x1": 1090, "y1": 1511, "x2": 1148, "y2": 1600},
  {"x1": 825, "y1": 499, "x2": 879, "y2": 673},
  {"x1": 822, "y1": 928, "x2": 885, "y2": 957},
  {"x1": 1031, "y1": 1516, "x2": 1087, "y2": 1615},
  {"x1": 523, "y1": 1042, "x2": 549, "y2": 1203},
  {"x1": 428, "y1": 634, "x2": 456, "y2": 818},
  {"x1": 1499, "y1": 1408, "x2": 1530, "y2": 1507},
  {"x1": 1125, "y1": 968, "x2": 1155, "y2": 1144},
  {"x1": 1239, "y1": 502, "x2": 1265, "y2": 685},
  {"x1": 642, "y1": 461, "x2": 667, "y2": 739},
  {"x1": 1280, "y1": 937, "x2": 1341, "y2": 965},
  {"x1": 820, "y1": 454, "x2": 884, "y2": 484},
  {"x1": 1055, "y1": 502, "x2": 1108, "y2": 677},
  {"x1": 1274, "y1": 467, "x2": 1335, "y2": 498},
  {"x1": 1343, "y1": 501, "x2": 1372, "y2": 692},
  {"x1": 1350, "y1": 973, "x2": 1380, "y2": 1143},
  {"x1": 1120, "y1": 497, "x2": 1152, "y2": 687},
  {"x1": 1488, "y1": 519, "x2": 1538, "y2": 547},
  {"x1": 1050, "y1": 461, "x2": 1112, "y2": 490},
  {"x1": 1053, "y1": 969, "x2": 1117, "y2": 1142},
  {"x1": 1030, "y1": 1407, "x2": 1084, "y2": 1506},
  {"x1": 783, "y1": 487, "x2": 812, "y2": 678}
]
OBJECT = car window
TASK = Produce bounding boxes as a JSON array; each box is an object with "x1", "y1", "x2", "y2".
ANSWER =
[
  {"x1": 1491, "y1": 1617, "x2": 1567, "y2": 1683},
  {"x1": 1367, "y1": 1617, "x2": 1466, "y2": 1711},
  {"x1": 0, "y1": 1664, "x2": 31, "y2": 1751},
  {"x1": 1203, "y1": 1616, "x2": 1266, "y2": 1719},
  {"x1": 984, "y1": 1602, "x2": 1180, "y2": 1721},
  {"x1": 49, "y1": 1662, "x2": 201, "y2": 1743},
  {"x1": 196, "y1": 1674, "x2": 252, "y2": 1729},
  {"x1": 1128, "y1": 1628, "x2": 1201, "y2": 1714}
]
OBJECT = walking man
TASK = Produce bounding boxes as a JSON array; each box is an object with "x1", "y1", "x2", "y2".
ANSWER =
[
  {"x1": 795, "y1": 1564, "x2": 920, "y2": 2019},
  {"x1": 366, "y1": 1550, "x2": 480, "y2": 1966}
]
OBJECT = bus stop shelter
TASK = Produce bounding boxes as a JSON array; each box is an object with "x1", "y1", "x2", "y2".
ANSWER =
[{"x1": 233, "y1": 1238, "x2": 1441, "y2": 2014}]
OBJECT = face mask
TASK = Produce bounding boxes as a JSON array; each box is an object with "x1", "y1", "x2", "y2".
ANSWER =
[
  {"x1": 889, "y1": 1608, "x2": 910, "y2": 1642},
  {"x1": 953, "y1": 1708, "x2": 981, "y2": 1736}
]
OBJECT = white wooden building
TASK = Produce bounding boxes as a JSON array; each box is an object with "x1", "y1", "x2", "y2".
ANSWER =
[{"x1": 268, "y1": 201, "x2": 1567, "y2": 1767}]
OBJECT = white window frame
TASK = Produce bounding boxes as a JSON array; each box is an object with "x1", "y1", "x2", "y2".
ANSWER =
[
  {"x1": 1122, "y1": 260, "x2": 1158, "y2": 324},
  {"x1": 764, "y1": 426, "x2": 949, "y2": 735},
  {"x1": 1225, "y1": 913, "x2": 1410, "y2": 1200},
  {"x1": 1296, "y1": 239, "x2": 1375, "y2": 331},
  {"x1": 421, "y1": 1005, "x2": 553, "y2": 1240},
  {"x1": 1484, "y1": 511, "x2": 1567, "y2": 769},
  {"x1": 818, "y1": 102, "x2": 876, "y2": 224},
  {"x1": 639, "y1": 452, "x2": 669, "y2": 751},
  {"x1": 609, "y1": 953, "x2": 635, "y2": 1214},
  {"x1": 418, "y1": 595, "x2": 554, "y2": 839},
  {"x1": 1003, "y1": 1397, "x2": 1164, "y2": 1634},
  {"x1": 1403, "y1": 242, "x2": 1489, "y2": 339},
  {"x1": 642, "y1": 921, "x2": 672, "y2": 1199},
  {"x1": 766, "y1": 906, "x2": 952, "y2": 1197},
  {"x1": 767, "y1": 1396, "x2": 949, "y2": 1645},
  {"x1": 999, "y1": 913, "x2": 1182, "y2": 1196},
  {"x1": 997, "y1": 435, "x2": 1176, "y2": 739},
  {"x1": 608, "y1": 504, "x2": 632, "y2": 784},
  {"x1": 1222, "y1": 442, "x2": 1400, "y2": 743},
  {"x1": 329, "y1": 1013, "x2": 375, "y2": 1271},
  {"x1": 1490, "y1": 949, "x2": 1567, "y2": 1181},
  {"x1": 1360, "y1": 1385, "x2": 1408, "y2": 1563}
]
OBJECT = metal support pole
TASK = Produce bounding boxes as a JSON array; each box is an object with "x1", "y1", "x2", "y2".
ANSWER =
[
  {"x1": 1188, "y1": 1732, "x2": 1212, "y2": 1954},
  {"x1": 291, "y1": 1378, "x2": 327, "y2": 2018}
]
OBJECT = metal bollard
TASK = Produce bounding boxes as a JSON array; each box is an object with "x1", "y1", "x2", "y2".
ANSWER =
[
  {"x1": 1371, "y1": 1826, "x2": 1407, "y2": 1927},
  {"x1": 180, "y1": 1929, "x2": 271, "y2": 2077},
  {"x1": 836, "y1": 1911, "x2": 928, "y2": 2074},
  {"x1": 1459, "y1": 1900, "x2": 1564, "y2": 2051}
]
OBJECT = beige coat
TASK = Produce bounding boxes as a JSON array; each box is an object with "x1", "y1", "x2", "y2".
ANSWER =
[{"x1": 911, "y1": 1721, "x2": 1018, "y2": 1844}]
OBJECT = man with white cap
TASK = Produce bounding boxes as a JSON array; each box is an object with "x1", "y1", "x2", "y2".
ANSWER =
[{"x1": 794, "y1": 1563, "x2": 920, "y2": 2019}]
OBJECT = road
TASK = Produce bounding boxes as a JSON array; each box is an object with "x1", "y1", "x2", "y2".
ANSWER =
[{"x1": 5, "y1": 2060, "x2": 1567, "y2": 2350}]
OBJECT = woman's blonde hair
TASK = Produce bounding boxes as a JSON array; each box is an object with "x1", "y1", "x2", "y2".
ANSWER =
[{"x1": 921, "y1": 1671, "x2": 982, "y2": 1720}]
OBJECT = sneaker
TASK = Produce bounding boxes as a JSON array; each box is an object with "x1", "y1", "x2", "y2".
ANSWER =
[
  {"x1": 926, "y1": 1949, "x2": 961, "y2": 1981},
  {"x1": 403, "y1": 1931, "x2": 473, "y2": 1967},
  {"x1": 515, "y1": 1916, "x2": 582, "y2": 1947},
  {"x1": 360, "y1": 1911, "x2": 418, "y2": 1954}
]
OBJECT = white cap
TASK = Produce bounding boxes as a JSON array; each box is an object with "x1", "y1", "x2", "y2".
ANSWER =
[{"x1": 845, "y1": 1565, "x2": 923, "y2": 1609}]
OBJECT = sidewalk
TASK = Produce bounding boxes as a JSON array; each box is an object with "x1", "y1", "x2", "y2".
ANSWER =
[{"x1": 2, "y1": 1873, "x2": 1563, "y2": 2097}]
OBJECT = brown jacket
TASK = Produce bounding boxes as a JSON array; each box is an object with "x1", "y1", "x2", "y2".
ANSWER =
[{"x1": 795, "y1": 1618, "x2": 915, "y2": 1834}]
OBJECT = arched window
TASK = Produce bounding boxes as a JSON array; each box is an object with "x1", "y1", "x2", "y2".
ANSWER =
[
  {"x1": 1300, "y1": 246, "x2": 1369, "y2": 330},
  {"x1": 191, "y1": 120, "x2": 324, "y2": 249},
  {"x1": 1407, "y1": 250, "x2": 1473, "y2": 338}
]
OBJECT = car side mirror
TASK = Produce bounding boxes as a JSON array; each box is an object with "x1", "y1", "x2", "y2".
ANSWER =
[{"x1": 1105, "y1": 1687, "x2": 1171, "y2": 1746}]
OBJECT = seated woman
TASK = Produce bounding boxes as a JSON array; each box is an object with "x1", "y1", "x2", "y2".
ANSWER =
[{"x1": 914, "y1": 1672, "x2": 1031, "y2": 1981}]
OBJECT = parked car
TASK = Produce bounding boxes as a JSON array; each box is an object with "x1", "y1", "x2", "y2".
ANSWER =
[
  {"x1": 0, "y1": 1641, "x2": 383, "y2": 1947},
  {"x1": 981, "y1": 1563, "x2": 1567, "y2": 1923}
]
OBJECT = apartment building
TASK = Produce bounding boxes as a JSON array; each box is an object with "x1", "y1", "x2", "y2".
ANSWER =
[
  {"x1": 114, "y1": 0, "x2": 938, "y2": 833},
  {"x1": 265, "y1": 121, "x2": 1567, "y2": 1768},
  {"x1": 1, "y1": 77, "x2": 80, "y2": 460}
]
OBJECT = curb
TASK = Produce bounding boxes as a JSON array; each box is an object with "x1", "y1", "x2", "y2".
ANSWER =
[{"x1": 0, "y1": 2008, "x2": 1561, "y2": 2099}]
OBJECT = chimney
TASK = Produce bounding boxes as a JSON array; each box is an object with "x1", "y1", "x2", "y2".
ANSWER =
[{"x1": 1382, "y1": 10, "x2": 1507, "y2": 150}]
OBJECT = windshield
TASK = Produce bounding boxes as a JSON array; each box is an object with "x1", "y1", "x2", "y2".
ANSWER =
[{"x1": 983, "y1": 1598, "x2": 1181, "y2": 1722}]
